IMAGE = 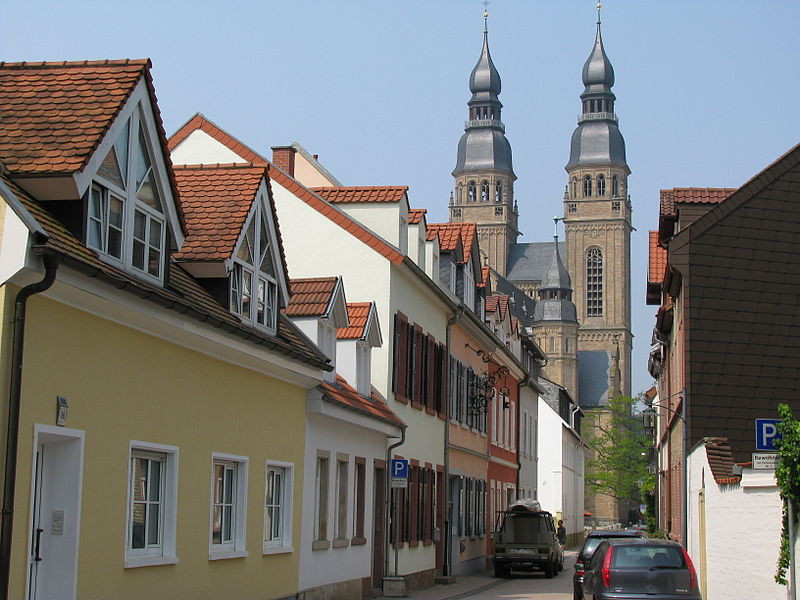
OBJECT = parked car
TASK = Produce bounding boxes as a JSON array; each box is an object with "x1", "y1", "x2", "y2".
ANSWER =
[
  {"x1": 492, "y1": 498, "x2": 564, "y2": 578},
  {"x1": 581, "y1": 538, "x2": 702, "y2": 600},
  {"x1": 573, "y1": 529, "x2": 646, "y2": 600}
]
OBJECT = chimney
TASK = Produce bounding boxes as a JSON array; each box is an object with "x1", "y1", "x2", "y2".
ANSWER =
[{"x1": 271, "y1": 146, "x2": 296, "y2": 177}]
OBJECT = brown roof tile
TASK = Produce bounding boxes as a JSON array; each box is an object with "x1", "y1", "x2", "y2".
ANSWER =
[
  {"x1": 705, "y1": 437, "x2": 740, "y2": 485},
  {"x1": 408, "y1": 208, "x2": 427, "y2": 224},
  {"x1": 648, "y1": 230, "x2": 668, "y2": 284},
  {"x1": 338, "y1": 302, "x2": 372, "y2": 340},
  {"x1": 312, "y1": 186, "x2": 408, "y2": 204},
  {"x1": 659, "y1": 188, "x2": 735, "y2": 217},
  {"x1": 478, "y1": 265, "x2": 491, "y2": 288},
  {"x1": 320, "y1": 375, "x2": 404, "y2": 428},
  {"x1": 286, "y1": 277, "x2": 338, "y2": 317},
  {"x1": 485, "y1": 294, "x2": 510, "y2": 320},
  {"x1": 172, "y1": 164, "x2": 264, "y2": 261},
  {"x1": 426, "y1": 222, "x2": 461, "y2": 250}
]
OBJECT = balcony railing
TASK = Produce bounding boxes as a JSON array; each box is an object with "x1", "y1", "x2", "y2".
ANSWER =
[
  {"x1": 465, "y1": 118, "x2": 505, "y2": 132},
  {"x1": 578, "y1": 112, "x2": 618, "y2": 123}
]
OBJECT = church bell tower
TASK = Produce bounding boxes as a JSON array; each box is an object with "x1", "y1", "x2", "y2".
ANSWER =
[
  {"x1": 450, "y1": 12, "x2": 518, "y2": 276},
  {"x1": 563, "y1": 7, "x2": 632, "y2": 401}
]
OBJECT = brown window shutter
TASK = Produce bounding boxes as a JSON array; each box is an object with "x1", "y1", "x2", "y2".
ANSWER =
[
  {"x1": 396, "y1": 316, "x2": 409, "y2": 399},
  {"x1": 413, "y1": 326, "x2": 424, "y2": 402},
  {"x1": 426, "y1": 334, "x2": 435, "y2": 409},
  {"x1": 425, "y1": 468, "x2": 433, "y2": 540},
  {"x1": 410, "y1": 466, "x2": 419, "y2": 541}
]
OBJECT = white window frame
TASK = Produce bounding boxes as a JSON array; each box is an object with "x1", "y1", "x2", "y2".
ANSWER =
[
  {"x1": 87, "y1": 104, "x2": 167, "y2": 285},
  {"x1": 355, "y1": 341, "x2": 371, "y2": 397},
  {"x1": 209, "y1": 453, "x2": 249, "y2": 560},
  {"x1": 124, "y1": 441, "x2": 179, "y2": 568},
  {"x1": 230, "y1": 192, "x2": 280, "y2": 333},
  {"x1": 263, "y1": 460, "x2": 294, "y2": 554},
  {"x1": 334, "y1": 455, "x2": 350, "y2": 545},
  {"x1": 450, "y1": 262, "x2": 457, "y2": 294},
  {"x1": 464, "y1": 264, "x2": 475, "y2": 309}
]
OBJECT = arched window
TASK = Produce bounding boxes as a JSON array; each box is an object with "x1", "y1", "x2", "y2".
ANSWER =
[
  {"x1": 583, "y1": 175, "x2": 592, "y2": 198},
  {"x1": 495, "y1": 181, "x2": 503, "y2": 203},
  {"x1": 612, "y1": 175, "x2": 619, "y2": 198},
  {"x1": 597, "y1": 174, "x2": 606, "y2": 197},
  {"x1": 586, "y1": 248, "x2": 603, "y2": 317},
  {"x1": 570, "y1": 177, "x2": 578, "y2": 198},
  {"x1": 468, "y1": 181, "x2": 476, "y2": 202},
  {"x1": 481, "y1": 181, "x2": 490, "y2": 202}
]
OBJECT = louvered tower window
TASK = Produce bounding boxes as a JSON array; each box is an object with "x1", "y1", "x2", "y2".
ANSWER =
[
  {"x1": 481, "y1": 180, "x2": 490, "y2": 202},
  {"x1": 586, "y1": 247, "x2": 603, "y2": 317},
  {"x1": 583, "y1": 175, "x2": 592, "y2": 198},
  {"x1": 597, "y1": 174, "x2": 606, "y2": 196}
]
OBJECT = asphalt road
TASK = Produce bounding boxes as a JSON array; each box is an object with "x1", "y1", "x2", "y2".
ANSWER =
[{"x1": 475, "y1": 551, "x2": 577, "y2": 600}]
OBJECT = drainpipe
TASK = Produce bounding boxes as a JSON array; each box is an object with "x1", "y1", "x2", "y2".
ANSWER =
[
  {"x1": 1, "y1": 246, "x2": 61, "y2": 600},
  {"x1": 385, "y1": 425, "x2": 407, "y2": 579},
  {"x1": 443, "y1": 305, "x2": 464, "y2": 577},
  {"x1": 682, "y1": 388, "x2": 688, "y2": 548}
]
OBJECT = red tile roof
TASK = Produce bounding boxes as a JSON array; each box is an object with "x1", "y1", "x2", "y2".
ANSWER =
[
  {"x1": 0, "y1": 60, "x2": 149, "y2": 174},
  {"x1": 165, "y1": 117, "x2": 405, "y2": 266},
  {"x1": 173, "y1": 164, "x2": 264, "y2": 261},
  {"x1": 320, "y1": 375, "x2": 404, "y2": 428},
  {"x1": 485, "y1": 294, "x2": 510, "y2": 320},
  {"x1": 426, "y1": 222, "x2": 478, "y2": 264},
  {"x1": 478, "y1": 265, "x2": 491, "y2": 288},
  {"x1": 408, "y1": 208, "x2": 427, "y2": 224},
  {"x1": 705, "y1": 437, "x2": 741, "y2": 485},
  {"x1": 659, "y1": 188, "x2": 735, "y2": 217},
  {"x1": 338, "y1": 302, "x2": 372, "y2": 340},
  {"x1": 648, "y1": 230, "x2": 668, "y2": 284},
  {"x1": 286, "y1": 277, "x2": 338, "y2": 317},
  {"x1": 456, "y1": 222, "x2": 477, "y2": 262},
  {"x1": 4, "y1": 174, "x2": 327, "y2": 368},
  {"x1": 312, "y1": 186, "x2": 408, "y2": 204}
]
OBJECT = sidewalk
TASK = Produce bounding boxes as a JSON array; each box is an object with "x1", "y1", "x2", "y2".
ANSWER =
[{"x1": 378, "y1": 551, "x2": 577, "y2": 600}]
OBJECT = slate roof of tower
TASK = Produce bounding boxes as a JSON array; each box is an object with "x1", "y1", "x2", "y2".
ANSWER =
[{"x1": 506, "y1": 241, "x2": 564, "y2": 282}]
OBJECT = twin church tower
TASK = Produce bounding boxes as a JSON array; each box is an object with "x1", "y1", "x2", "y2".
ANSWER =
[{"x1": 448, "y1": 9, "x2": 632, "y2": 410}]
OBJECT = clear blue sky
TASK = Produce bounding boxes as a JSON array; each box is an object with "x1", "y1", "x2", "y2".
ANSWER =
[{"x1": 4, "y1": 1, "x2": 799, "y2": 395}]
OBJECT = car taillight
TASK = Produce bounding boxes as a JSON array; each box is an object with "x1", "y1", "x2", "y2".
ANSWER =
[
  {"x1": 681, "y1": 547, "x2": 698, "y2": 590},
  {"x1": 601, "y1": 547, "x2": 614, "y2": 587},
  {"x1": 575, "y1": 562, "x2": 585, "y2": 576}
]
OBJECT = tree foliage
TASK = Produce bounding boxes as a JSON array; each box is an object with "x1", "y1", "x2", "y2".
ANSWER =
[
  {"x1": 774, "y1": 403, "x2": 800, "y2": 585},
  {"x1": 585, "y1": 394, "x2": 652, "y2": 505}
]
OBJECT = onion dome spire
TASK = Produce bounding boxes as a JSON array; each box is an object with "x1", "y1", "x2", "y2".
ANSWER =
[
  {"x1": 453, "y1": 9, "x2": 515, "y2": 177},
  {"x1": 533, "y1": 219, "x2": 577, "y2": 324},
  {"x1": 566, "y1": 4, "x2": 628, "y2": 171}
]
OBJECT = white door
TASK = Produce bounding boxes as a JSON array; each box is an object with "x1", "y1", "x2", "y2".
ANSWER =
[{"x1": 26, "y1": 427, "x2": 83, "y2": 600}]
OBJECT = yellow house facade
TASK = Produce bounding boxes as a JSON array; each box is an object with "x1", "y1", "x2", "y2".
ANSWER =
[{"x1": 0, "y1": 60, "x2": 329, "y2": 600}]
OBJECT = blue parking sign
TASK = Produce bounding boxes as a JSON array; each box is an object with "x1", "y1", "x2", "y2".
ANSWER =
[
  {"x1": 756, "y1": 419, "x2": 782, "y2": 451},
  {"x1": 391, "y1": 459, "x2": 408, "y2": 479}
]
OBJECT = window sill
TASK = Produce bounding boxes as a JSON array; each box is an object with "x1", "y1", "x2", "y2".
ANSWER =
[
  {"x1": 312, "y1": 540, "x2": 331, "y2": 551},
  {"x1": 208, "y1": 549, "x2": 249, "y2": 561},
  {"x1": 124, "y1": 555, "x2": 179, "y2": 569},
  {"x1": 263, "y1": 545, "x2": 294, "y2": 555},
  {"x1": 332, "y1": 538, "x2": 350, "y2": 548}
]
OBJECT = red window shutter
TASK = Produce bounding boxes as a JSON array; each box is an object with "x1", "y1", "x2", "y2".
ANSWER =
[
  {"x1": 410, "y1": 466, "x2": 420, "y2": 541},
  {"x1": 426, "y1": 335, "x2": 435, "y2": 409},
  {"x1": 396, "y1": 316, "x2": 408, "y2": 399},
  {"x1": 413, "y1": 326, "x2": 424, "y2": 402},
  {"x1": 439, "y1": 344, "x2": 448, "y2": 417},
  {"x1": 425, "y1": 468, "x2": 434, "y2": 540}
]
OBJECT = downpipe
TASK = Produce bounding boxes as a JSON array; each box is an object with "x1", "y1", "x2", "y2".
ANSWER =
[
  {"x1": 385, "y1": 425, "x2": 407, "y2": 578},
  {"x1": 0, "y1": 247, "x2": 61, "y2": 600}
]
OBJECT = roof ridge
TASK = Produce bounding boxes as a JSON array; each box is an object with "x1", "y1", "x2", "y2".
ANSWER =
[
  {"x1": 0, "y1": 58, "x2": 150, "y2": 68},
  {"x1": 311, "y1": 185, "x2": 408, "y2": 191},
  {"x1": 172, "y1": 162, "x2": 263, "y2": 170}
]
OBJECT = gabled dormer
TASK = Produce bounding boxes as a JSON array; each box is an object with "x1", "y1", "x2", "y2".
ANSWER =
[
  {"x1": 0, "y1": 60, "x2": 183, "y2": 286},
  {"x1": 337, "y1": 302, "x2": 382, "y2": 397},
  {"x1": 284, "y1": 276, "x2": 349, "y2": 383},
  {"x1": 172, "y1": 164, "x2": 289, "y2": 334}
]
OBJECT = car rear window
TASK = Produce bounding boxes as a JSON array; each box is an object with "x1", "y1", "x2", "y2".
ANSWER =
[
  {"x1": 612, "y1": 545, "x2": 683, "y2": 568},
  {"x1": 501, "y1": 514, "x2": 552, "y2": 544}
]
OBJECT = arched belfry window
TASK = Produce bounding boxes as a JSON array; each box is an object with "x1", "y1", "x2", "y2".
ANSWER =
[
  {"x1": 495, "y1": 181, "x2": 503, "y2": 203},
  {"x1": 468, "y1": 181, "x2": 476, "y2": 202},
  {"x1": 612, "y1": 175, "x2": 620, "y2": 198},
  {"x1": 481, "y1": 181, "x2": 490, "y2": 202},
  {"x1": 586, "y1": 247, "x2": 603, "y2": 317},
  {"x1": 583, "y1": 175, "x2": 592, "y2": 198},
  {"x1": 597, "y1": 174, "x2": 606, "y2": 197}
]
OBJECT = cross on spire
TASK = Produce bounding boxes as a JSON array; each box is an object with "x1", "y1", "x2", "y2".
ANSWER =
[{"x1": 482, "y1": 0, "x2": 490, "y2": 32}]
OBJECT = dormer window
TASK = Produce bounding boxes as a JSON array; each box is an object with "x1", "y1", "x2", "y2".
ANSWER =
[
  {"x1": 230, "y1": 199, "x2": 278, "y2": 331},
  {"x1": 87, "y1": 112, "x2": 166, "y2": 282}
]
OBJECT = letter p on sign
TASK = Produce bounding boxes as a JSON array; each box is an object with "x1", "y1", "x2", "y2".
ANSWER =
[{"x1": 756, "y1": 419, "x2": 782, "y2": 451}]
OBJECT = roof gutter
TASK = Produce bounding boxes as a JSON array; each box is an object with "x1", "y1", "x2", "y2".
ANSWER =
[{"x1": 1, "y1": 245, "x2": 61, "y2": 600}]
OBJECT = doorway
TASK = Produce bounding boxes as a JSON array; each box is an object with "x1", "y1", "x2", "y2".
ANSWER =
[{"x1": 26, "y1": 425, "x2": 84, "y2": 600}]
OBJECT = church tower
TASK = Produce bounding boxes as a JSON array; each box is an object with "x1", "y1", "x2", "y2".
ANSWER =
[
  {"x1": 563, "y1": 7, "x2": 632, "y2": 401},
  {"x1": 450, "y1": 12, "x2": 517, "y2": 276},
  {"x1": 532, "y1": 222, "x2": 579, "y2": 398}
]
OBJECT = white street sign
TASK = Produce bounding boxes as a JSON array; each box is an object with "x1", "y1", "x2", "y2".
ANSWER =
[{"x1": 752, "y1": 452, "x2": 779, "y2": 470}]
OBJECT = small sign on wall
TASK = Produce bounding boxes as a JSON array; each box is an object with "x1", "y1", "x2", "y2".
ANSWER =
[
  {"x1": 752, "y1": 452, "x2": 779, "y2": 470},
  {"x1": 56, "y1": 396, "x2": 69, "y2": 427}
]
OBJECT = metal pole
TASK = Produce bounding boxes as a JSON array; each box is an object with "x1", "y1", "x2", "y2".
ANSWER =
[{"x1": 786, "y1": 498, "x2": 797, "y2": 600}]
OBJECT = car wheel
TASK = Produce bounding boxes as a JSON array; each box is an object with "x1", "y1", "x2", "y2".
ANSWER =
[
  {"x1": 544, "y1": 561, "x2": 554, "y2": 578},
  {"x1": 573, "y1": 591, "x2": 583, "y2": 600},
  {"x1": 494, "y1": 563, "x2": 508, "y2": 578}
]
